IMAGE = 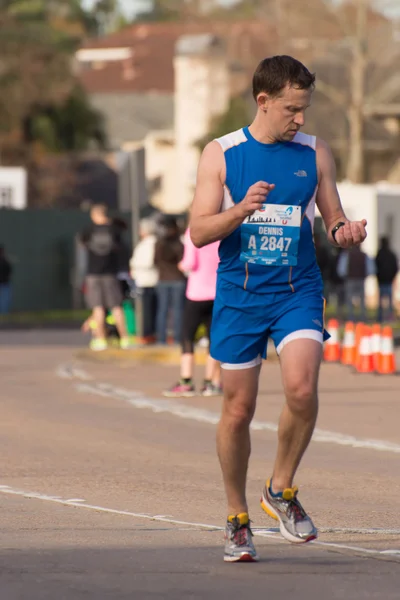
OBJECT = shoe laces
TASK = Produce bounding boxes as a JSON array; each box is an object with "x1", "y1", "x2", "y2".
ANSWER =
[
  {"x1": 286, "y1": 494, "x2": 307, "y2": 522},
  {"x1": 229, "y1": 518, "x2": 254, "y2": 546}
]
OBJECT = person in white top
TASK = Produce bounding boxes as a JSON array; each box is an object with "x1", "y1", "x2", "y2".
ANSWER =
[{"x1": 130, "y1": 218, "x2": 159, "y2": 343}]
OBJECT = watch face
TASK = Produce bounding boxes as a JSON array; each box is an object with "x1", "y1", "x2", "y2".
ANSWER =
[
  {"x1": 334, "y1": 222, "x2": 345, "y2": 233},
  {"x1": 332, "y1": 222, "x2": 345, "y2": 242}
]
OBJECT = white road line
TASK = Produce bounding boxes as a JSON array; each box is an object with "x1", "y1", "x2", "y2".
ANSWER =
[
  {"x1": 1, "y1": 485, "x2": 399, "y2": 559},
  {"x1": 58, "y1": 365, "x2": 400, "y2": 455},
  {"x1": 56, "y1": 365, "x2": 93, "y2": 381},
  {"x1": 254, "y1": 530, "x2": 400, "y2": 556},
  {"x1": 256, "y1": 526, "x2": 400, "y2": 536},
  {"x1": 0, "y1": 485, "x2": 221, "y2": 530},
  {"x1": 319, "y1": 527, "x2": 400, "y2": 535}
]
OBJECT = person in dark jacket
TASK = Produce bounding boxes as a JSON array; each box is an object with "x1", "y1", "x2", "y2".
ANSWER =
[
  {"x1": 80, "y1": 204, "x2": 131, "y2": 350},
  {"x1": 0, "y1": 245, "x2": 12, "y2": 314},
  {"x1": 314, "y1": 233, "x2": 331, "y2": 301},
  {"x1": 338, "y1": 245, "x2": 374, "y2": 322},
  {"x1": 327, "y1": 247, "x2": 345, "y2": 320},
  {"x1": 375, "y1": 237, "x2": 398, "y2": 322},
  {"x1": 154, "y1": 216, "x2": 186, "y2": 344}
]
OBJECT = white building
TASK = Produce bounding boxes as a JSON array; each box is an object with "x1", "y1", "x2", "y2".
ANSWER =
[
  {"x1": 121, "y1": 34, "x2": 230, "y2": 214},
  {"x1": 0, "y1": 168, "x2": 27, "y2": 210}
]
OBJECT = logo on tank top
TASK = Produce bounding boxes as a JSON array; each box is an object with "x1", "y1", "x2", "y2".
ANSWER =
[
  {"x1": 88, "y1": 230, "x2": 114, "y2": 256},
  {"x1": 294, "y1": 170, "x2": 308, "y2": 177}
]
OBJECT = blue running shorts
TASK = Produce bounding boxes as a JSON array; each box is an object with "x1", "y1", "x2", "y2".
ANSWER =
[{"x1": 210, "y1": 278, "x2": 329, "y2": 369}]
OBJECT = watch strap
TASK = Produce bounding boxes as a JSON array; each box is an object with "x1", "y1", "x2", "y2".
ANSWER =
[{"x1": 331, "y1": 221, "x2": 345, "y2": 243}]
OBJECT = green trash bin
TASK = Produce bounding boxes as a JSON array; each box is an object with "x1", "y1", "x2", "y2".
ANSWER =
[{"x1": 123, "y1": 299, "x2": 136, "y2": 336}]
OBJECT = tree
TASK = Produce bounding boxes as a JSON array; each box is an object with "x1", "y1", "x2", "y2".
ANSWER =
[
  {"x1": 135, "y1": 0, "x2": 181, "y2": 21},
  {"x1": 135, "y1": 0, "x2": 212, "y2": 21},
  {"x1": 87, "y1": 0, "x2": 129, "y2": 35},
  {"x1": 0, "y1": 1, "x2": 109, "y2": 206},
  {"x1": 218, "y1": 0, "x2": 400, "y2": 183},
  {"x1": 24, "y1": 85, "x2": 106, "y2": 152},
  {"x1": 305, "y1": 0, "x2": 400, "y2": 182},
  {"x1": 0, "y1": 1, "x2": 107, "y2": 160}
]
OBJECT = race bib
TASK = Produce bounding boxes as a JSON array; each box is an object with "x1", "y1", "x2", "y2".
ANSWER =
[{"x1": 240, "y1": 204, "x2": 301, "y2": 266}]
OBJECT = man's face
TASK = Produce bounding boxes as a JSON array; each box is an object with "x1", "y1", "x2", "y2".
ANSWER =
[{"x1": 260, "y1": 85, "x2": 313, "y2": 142}]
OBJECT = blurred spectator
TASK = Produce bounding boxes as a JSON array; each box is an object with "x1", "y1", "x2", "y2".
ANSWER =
[
  {"x1": 154, "y1": 216, "x2": 186, "y2": 344},
  {"x1": 0, "y1": 245, "x2": 12, "y2": 314},
  {"x1": 326, "y1": 248, "x2": 345, "y2": 320},
  {"x1": 130, "y1": 218, "x2": 158, "y2": 344},
  {"x1": 337, "y1": 244, "x2": 375, "y2": 322},
  {"x1": 314, "y1": 233, "x2": 330, "y2": 300},
  {"x1": 163, "y1": 229, "x2": 221, "y2": 397},
  {"x1": 80, "y1": 204, "x2": 131, "y2": 350},
  {"x1": 82, "y1": 308, "x2": 123, "y2": 346},
  {"x1": 375, "y1": 237, "x2": 398, "y2": 323},
  {"x1": 113, "y1": 216, "x2": 132, "y2": 298}
]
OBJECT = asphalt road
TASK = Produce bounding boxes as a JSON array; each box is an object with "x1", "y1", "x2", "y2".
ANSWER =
[{"x1": 1, "y1": 329, "x2": 399, "y2": 599}]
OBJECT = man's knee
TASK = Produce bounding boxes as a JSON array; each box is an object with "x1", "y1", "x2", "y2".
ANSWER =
[
  {"x1": 285, "y1": 377, "x2": 318, "y2": 418},
  {"x1": 280, "y1": 339, "x2": 321, "y2": 418},
  {"x1": 222, "y1": 390, "x2": 256, "y2": 430},
  {"x1": 223, "y1": 403, "x2": 255, "y2": 430},
  {"x1": 220, "y1": 366, "x2": 260, "y2": 429}
]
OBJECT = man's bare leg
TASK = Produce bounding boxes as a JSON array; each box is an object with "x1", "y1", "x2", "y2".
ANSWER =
[
  {"x1": 271, "y1": 339, "x2": 322, "y2": 492},
  {"x1": 217, "y1": 364, "x2": 260, "y2": 515}
]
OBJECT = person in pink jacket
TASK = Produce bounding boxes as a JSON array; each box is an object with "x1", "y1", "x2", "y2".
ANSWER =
[{"x1": 163, "y1": 228, "x2": 222, "y2": 397}]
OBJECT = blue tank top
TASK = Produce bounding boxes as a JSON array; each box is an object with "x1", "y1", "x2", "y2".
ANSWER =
[{"x1": 215, "y1": 126, "x2": 323, "y2": 294}]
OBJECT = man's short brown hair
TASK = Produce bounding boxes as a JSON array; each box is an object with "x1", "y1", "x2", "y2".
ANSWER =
[{"x1": 252, "y1": 55, "x2": 315, "y2": 101}]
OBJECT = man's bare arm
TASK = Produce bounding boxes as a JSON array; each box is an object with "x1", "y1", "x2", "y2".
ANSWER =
[
  {"x1": 316, "y1": 139, "x2": 348, "y2": 244},
  {"x1": 189, "y1": 142, "x2": 244, "y2": 248},
  {"x1": 316, "y1": 139, "x2": 367, "y2": 247},
  {"x1": 190, "y1": 141, "x2": 274, "y2": 248}
]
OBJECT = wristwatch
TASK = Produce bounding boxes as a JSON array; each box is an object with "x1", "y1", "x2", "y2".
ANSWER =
[{"x1": 331, "y1": 221, "x2": 346, "y2": 243}]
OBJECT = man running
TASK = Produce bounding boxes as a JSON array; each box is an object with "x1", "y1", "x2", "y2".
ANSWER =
[{"x1": 189, "y1": 55, "x2": 367, "y2": 562}]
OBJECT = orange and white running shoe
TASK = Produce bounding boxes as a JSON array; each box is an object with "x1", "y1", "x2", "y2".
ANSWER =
[
  {"x1": 224, "y1": 512, "x2": 259, "y2": 563},
  {"x1": 261, "y1": 479, "x2": 317, "y2": 544}
]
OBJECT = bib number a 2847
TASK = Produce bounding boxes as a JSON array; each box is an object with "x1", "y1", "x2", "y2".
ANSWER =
[
  {"x1": 249, "y1": 235, "x2": 291, "y2": 253},
  {"x1": 240, "y1": 204, "x2": 301, "y2": 267}
]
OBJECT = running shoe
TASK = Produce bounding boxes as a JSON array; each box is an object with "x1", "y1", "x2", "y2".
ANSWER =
[
  {"x1": 224, "y1": 512, "x2": 259, "y2": 563},
  {"x1": 90, "y1": 338, "x2": 108, "y2": 351},
  {"x1": 120, "y1": 337, "x2": 135, "y2": 350},
  {"x1": 200, "y1": 382, "x2": 223, "y2": 397},
  {"x1": 260, "y1": 478, "x2": 317, "y2": 544},
  {"x1": 162, "y1": 381, "x2": 196, "y2": 397}
]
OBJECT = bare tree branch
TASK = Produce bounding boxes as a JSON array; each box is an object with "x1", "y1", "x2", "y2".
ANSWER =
[
  {"x1": 366, "y1": 73, "x2": 400, "y2": 104},
  {"x1": 315, "y1": 80, "x2": 348, "y2": 108}
]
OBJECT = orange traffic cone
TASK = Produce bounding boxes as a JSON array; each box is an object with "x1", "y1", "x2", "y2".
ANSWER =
[
  {"x1": 341, "y1": 321, "x2": 356, "y2": 365},
  {"x1": 371, "y1": 323, "x2": 382, "y2": 372},
  {"x1": 377, "y1": 326, "x2": 396, "y2": 375},
  {"x1": 324, "y1": 319, "x2": 340, "y2": 362},
  {"x1": 355, "y1": 325, "x2": 374, "y2": 373},
  {"x1": 353, "y1": 322, "x2": 365, "y2": 367}
]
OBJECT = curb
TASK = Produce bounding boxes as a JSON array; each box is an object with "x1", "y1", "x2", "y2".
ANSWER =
[
  {"x1": 75, "y1": 344, "x2": 210, "y2": 366},
  {"x1": 0, "y1": 322, "x2": 83, "y2": 331},
  {"x1": 75, "y1": 340, "x2": 280, "y2": 366}
]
